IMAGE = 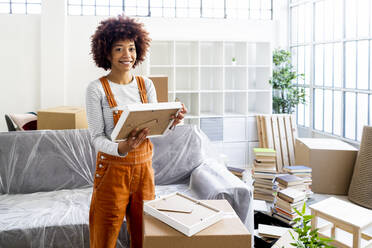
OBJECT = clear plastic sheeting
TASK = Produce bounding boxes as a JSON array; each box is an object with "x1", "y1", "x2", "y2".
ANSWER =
[{"x1": 0, "y1": 125, "x2": 253, "y2": 248}]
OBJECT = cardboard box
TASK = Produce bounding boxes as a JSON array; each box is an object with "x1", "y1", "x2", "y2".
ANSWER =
[
  {"x1": 143, "y1": 199, "x2": 251, "y2": 248},
  {"x1": 149, "y1": 75, "x2": 168, "y2": 102},
  {"x1": 295, "y1": 138, "x2": 358, "y2": 195},
  {"x1": 37, "y1": 106, "x2": 88, "y2": 130}
]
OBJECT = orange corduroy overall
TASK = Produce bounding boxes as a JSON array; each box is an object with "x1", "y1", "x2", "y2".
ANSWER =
[{"x1": 89, "y1": 76, "x2": 155, "y2": 248}]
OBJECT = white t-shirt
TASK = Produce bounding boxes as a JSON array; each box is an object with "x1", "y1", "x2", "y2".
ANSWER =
[{"x1": 85, "y1": 75, "x2": 157, "y2": 157}]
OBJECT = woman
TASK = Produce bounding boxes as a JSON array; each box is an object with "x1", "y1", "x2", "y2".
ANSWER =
[{"x1": 86, "y1": 15, "x2": 186, "y2": 248}]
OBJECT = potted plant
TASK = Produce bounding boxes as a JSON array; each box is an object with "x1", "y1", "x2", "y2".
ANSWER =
[
  {"x1": 269, "y1": 49, "x2": 306, "y2": 114},
  {"x1": 289, "y1": 202, "x2": 334, "y2": 248}
]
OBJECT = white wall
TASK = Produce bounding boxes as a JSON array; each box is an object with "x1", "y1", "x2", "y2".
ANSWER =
[
  {"x1": 0, "y1": 0, "x2": 289, "y2": 132},
  {"x1": 0, "y1": 15, "x2": 41, "y2": 131}
]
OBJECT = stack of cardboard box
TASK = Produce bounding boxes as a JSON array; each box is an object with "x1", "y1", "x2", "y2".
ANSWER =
[
  {"x1": 252, "y1": 148, "x2": 278, "y2": 202},
  {"x1": 272, "y1": 188, "x2": 306, "y2": 226},
  {"x1": 283, "y1": 165, "x2": 313, "y2": 197}
]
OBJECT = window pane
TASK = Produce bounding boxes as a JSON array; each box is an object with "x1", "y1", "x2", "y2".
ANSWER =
[
  {"x1": 357, "y1": 0, "x2": 369, "y2": 37},
  {"x1": 110, "y1": 0, "x2": 122, "y2": 6},
  {"x1": 314, "y1": 45, "x2": 324, "y2": 86},
  {"x1": 0, "y1": 3, "x2": 10, "y2": 13},
  {"x1": 304, "y1": 88, "x2": 310, "y2": 127},
  {"x1": 314, "y1": 1, "x2": 324, "y2": 41},
  {"x1": 345, "y1": 42, "x2": 356, "y2": 89},
  {"x1": 345, "y1": 92, "x2": 356, "y2": 139},
  {"x1": 314, "y1": 89, "x2": 324, "y2": 131},
  {"x1": 298, "y1": 46, "x2": 304, "y2": 85},
  {"x1": 12, "y1": 3, "x2": 26, "y2": 13},
  {"x1": 324, "y1": 0, "x2": 334, "y2": 41},
  {"x1": 151, "y1": 7, "x2": 162, "y2": 17},
  {"x1": 345, "y1": 0, "x2": 357, "y2": 38},
  {"x1": 69, "y1": 5, "x2": 81, "y2": 15},
  {"x1": 357, "y1": 93, "x2": 369, "y2": 141},
  {"x1": 334, "y1": 42, "x2": 343, "y2": 88},
  {"x1": 333, "y1": 0, "x2": 343, "y2": 40},
  {"x1": 189, "y1": 0, "x2": 200, "y2": 8},
  {"x1": 324, "y1": 44, "x2": 333, "y2": 87},
  {"x1": 357, "y1": 41, "x2": 369, "y2": 89},
  {"x1": 324, "y1": 90, "x2": 333, "y2": 133},
  {"x1": 163, "y1": 7, "x2": 175, "y2": 17},
  {"x1": 110, "y1": 6, "x2": 123, "y2": 16},
  {"x1": 189, "y1": 8, "x2": 199, "y2": 18},
  {"x1": 291, "y1": 7, "x2": 298, "y2": 43},
  {"x1": 96, "y1": 0, "x2": 109, "y2": 5},
  {"x1": 291, "y1": 47, "x2": 298, "y2": 72},
  {"x1": 304, "y1": 46, "x2": 311, "y2": 85},
  {"x1": 298, "y1": 4, "x2": 304, "y2": 43},
  {"x1": 297, "y1": 102, "x2": 304, "y2": 126},
  {"x1": 333, "y1": 91, "x2": 342, "y2": 135},
  {"x1": 82, "y1": 0, "x2": 94, "y2": 5},
  {"x1": 69, "y1": 0, "x2": 81, "y2": 4},
  {"x1": 82, "y1": 5, "x2": 95, "y2": 15},
  {"x1": 304, "y1": 3, "x2": 312, "y2": 42}
]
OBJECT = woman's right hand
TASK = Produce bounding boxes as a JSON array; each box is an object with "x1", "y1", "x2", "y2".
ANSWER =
[{"x1": 118, "y1": 128, "x2": 150, "y2": 155}]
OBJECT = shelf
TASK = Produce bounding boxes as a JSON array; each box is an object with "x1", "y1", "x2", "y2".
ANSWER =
[
  {"x1": 200, "y1": 67, "x2": 223, "y2": 90},
  {"x1": 200, "y1": 41, "x2": 223, "y2": 65},
  {"x1": 224, "y1": 67, "x2": 248, "y2": 90},
  {"x1": 223, "y1": 117, "x2": 246, "y2": 142},
  {"x1": 150, "y1": 41, "x2": 174, "y2": 65},
  {"x1": 248, "y1": 91, "x2": 272, "y2": 114},
  {"x1": 248, "y1": 67, "x2": 271, "y2": 90},
  {"x1": 150, "y1": 67, "x2": 174, "y2": 91},
  {"x1": 175, "y1": 67, "x2": 199, "y2": 91},
  {"x1": 225, "y1": 92, "x2": 247, "y2": 115},
  {"x1": 175, "y1": 41, "x2": 198, "y2": 65},
  {"x1": 247, "y1": 42, "x2": 271, "y2": 66},
  {"x1": 224, "y1": 42, "x2": 247, "y2": 65},
  {"x1": 200, "y1": 92, "x2": 223, "y2": 116},
  {"x1": 200, "y1": 117, "x2": 223, "y2": 141},
  {"x1": 175, "y1": 93, "x2": 199, "y2": 116}
]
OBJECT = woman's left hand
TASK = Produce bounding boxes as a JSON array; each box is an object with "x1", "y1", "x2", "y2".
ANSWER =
[{"x1": 171, "y1": 103, "x2": 187, "y2": 127}]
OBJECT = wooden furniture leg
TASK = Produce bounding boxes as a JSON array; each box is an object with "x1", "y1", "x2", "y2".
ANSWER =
[
  {"x1": 353, "y1": 227, "x2": 361, "y2": 248},
  {"x1": 311, "y1": 209, "x2": 317, "y2": 230}
]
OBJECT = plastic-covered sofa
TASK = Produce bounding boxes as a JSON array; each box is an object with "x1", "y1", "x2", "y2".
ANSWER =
[{"x1": 0, "y1": 125, "x2": 253, "y2": 248}]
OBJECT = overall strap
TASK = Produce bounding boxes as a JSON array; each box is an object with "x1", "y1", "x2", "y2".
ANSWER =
[
  {"x1": 136, "y1": 76, "x2": 148, "y2": 104},
  {"x1": 99, "y1": 77, "x2": 118, "y2": 108}
]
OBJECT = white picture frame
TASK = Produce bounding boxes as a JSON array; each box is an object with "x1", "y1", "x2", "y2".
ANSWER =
[{"x1": 144, "y1": 192, "x2": 223, "y2": 237}]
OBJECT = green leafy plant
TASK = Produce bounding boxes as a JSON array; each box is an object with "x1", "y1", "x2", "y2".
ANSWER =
[
  {"x1": 269, "y1": 49, "x2": 306, "y2": 114},
  {"x1": 289, "y1": 202, "x2": 334, "y2": 248}
]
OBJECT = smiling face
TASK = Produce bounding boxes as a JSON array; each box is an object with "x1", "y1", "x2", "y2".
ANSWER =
[{"x1": 109, "y1": 39, "x2": 137, "y2": 72}]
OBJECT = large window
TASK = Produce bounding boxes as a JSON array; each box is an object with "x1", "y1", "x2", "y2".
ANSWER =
[
  {"x1": 0, "y1": 0, "x2": 41, "y2": 14},
  {"x1": 67, "y1": 0, "x2": 273, "y2": 20},
  {"x1": 290, "y1": 0, "x2": 372, "y2": 142}
]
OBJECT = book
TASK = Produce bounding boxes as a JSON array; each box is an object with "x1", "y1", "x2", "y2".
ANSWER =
[
  {"x1": 258, "y1": 224, "x2": 289, "y2": 239},
  {"x1": 255, "y1": 157, "x2": 276, "y2": 163},
  {"x1": 277, "y1": 188, "x2": 306, "y2": 203},
  {"x1": 227, "y1": 166, "x2": 245, "y2": 174},
  {"x1": 283, "y1": 165, "x2": 312, "y2": 173},
  {"x1": 254, "y1": 166, "x2": 277, "y2": 173},
  {"x1": 275, "y1": 197, "x2": 304, "y2": 212},
  {"x1": 253, "y1": 148, "x2": 276, "y2": 156},
  {"x1": 276, "y1": 174, "x2": 304, "y2": 186},
  {"x1": 111, "y1": 102, "x2": 182, "y2": 142}
]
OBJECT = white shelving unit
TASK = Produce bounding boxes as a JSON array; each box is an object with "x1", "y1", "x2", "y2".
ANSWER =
[{"x1": 141, "y1": 40, "x2": 272, "y2": 169}]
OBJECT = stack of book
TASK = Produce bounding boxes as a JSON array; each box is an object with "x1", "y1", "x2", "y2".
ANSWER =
[
  {"x1": 275, "y1": 174, "x2": 305, "y2": 192},
  {"x1": 272, "y1": 188, "x2": 306, "y2": 226},
  {"x1": 283, "y1": 165, "x2": 313, "y2": 196},
  {"x1": 253, "y1": 148, "x2": 277, "y2": 173},
  {"x1": 252, "y1": 148, "x2": 278, "y2": 202}
]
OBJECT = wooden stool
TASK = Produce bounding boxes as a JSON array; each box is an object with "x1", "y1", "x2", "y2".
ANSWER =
[{"x1": 309, "y1": 197, "x2": 372, "y2": 248}]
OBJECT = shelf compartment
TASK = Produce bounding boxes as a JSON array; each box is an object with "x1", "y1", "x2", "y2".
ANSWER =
[
  {"x1": 200, "y1": 93, "x2": 223, "y2": 116},
  {"x1": 150, "y1": 41, "x2": 174, "y2": 65},
  {"x1": 247, "y1": 42, "x2": 271, "y2": 66},
  {"x1": 200, "y1": 41, "x2": 223, "y2": 65},
  {"x1": 200, "y1": 67, "x2": 223, "y2": 90},
  {"x1": 223, "y1": 117, "x2": 246, "y2": 142},
  {"x1": 224, "y1": 67, "x2": 248, "y2": 90},
  {"x1": 200, "y1": 117, "x2": 223, "y2": 141},
  {"x1": 248, "y1": 91, "x2": 272, "y2": 115},
  {"x1": 175, "y1": 67, "x2": 199, "y2": 91},
  {"x1": 175, "y1": 93, "x2": 199, "y2": 116},
  {"x1": 175, "y1": 41, "x2": 199, "y2": 65},
  {"x1": 150, "y1": 67, "x2": 175, "y2": 91},
  {"x1": 224, "y1": 92, "x2": 247, "y2": 115},
  {"x1": 222, "y1": 142, "x2": 248, "y2": 168},
  {"x1": 224, "y1": 42, "x2": 247, "y2": 65},
  {"x1": 248, "y1": 67, "x2": 271, "y2": 90}
]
